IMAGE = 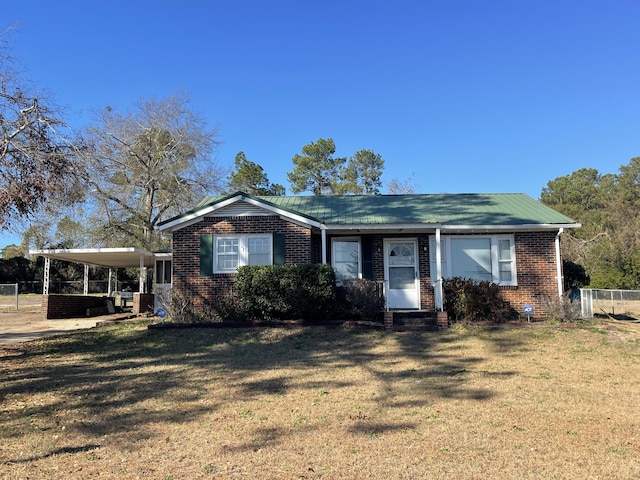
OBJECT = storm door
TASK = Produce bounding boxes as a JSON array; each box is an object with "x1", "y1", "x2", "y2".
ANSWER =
[{"x1": 384, "y1": 239, "x2": 420, "y2": 309}]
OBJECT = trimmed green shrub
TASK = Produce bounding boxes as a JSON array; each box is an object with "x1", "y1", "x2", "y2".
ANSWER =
[
  {"x1": 235, "y1": 264, "x2": 337, "y2": 321},
  {"x1": 443, "y1": 277, "x2": 506, "y2": 322}
]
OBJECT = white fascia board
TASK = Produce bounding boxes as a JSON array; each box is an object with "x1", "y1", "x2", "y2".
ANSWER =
[
  {"x1": 323, "y1": 223, "x2": 440, "y2": 233},
  {"x1": 30, "y1": 247, "x2": 155, "y2": 256},
  {"x1": 28, "y1": 247, "x2": 162, "y2": 268},
  {"x1": 156, "y1": 196, "x2": 242, "y2": 231},
  {"x1": 322, "y1": 222, "x2": 581, "y2": 233},
  {"x1": 159, "y1": 195, "x2": 323, "y2": 232}
]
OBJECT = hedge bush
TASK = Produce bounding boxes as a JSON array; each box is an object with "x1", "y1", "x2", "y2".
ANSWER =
[
  {"x1": 336, "y1": 279, "x2": 385, "y2": 322},
  {"x1": 235, "y1": 264, "x2": 337, "y2": 321},
  {"x1": 442, "y1": 277, "x2": 506, "y2": 322}
]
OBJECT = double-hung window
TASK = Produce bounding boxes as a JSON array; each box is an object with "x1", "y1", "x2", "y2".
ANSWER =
[
  {"x1": 331, "y1": 237, "x2": 361, "y2": 285},
  {"x1": 214, "y1": 234, "x2": 273, "y2": 273},
  {"x1": 430, "y1": 235, "x2": 516, "y2": 286},
  {"x1": 155, "y1": 260, "x2": 172, "y2": 284}
]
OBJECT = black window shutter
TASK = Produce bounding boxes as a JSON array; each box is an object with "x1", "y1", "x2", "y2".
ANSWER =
[
  {"x1": 199, "y1": 234, "x2": 214, "y2": 276},
  {"x1": 273, "y1": 233, "x2": 286, "y2": 265},
  {"x1": 362, "y1": 236, "x2": 374, "y2": 280}
]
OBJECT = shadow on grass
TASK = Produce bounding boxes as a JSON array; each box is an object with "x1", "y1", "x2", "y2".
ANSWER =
[
  {"x1": 8, "y1": 444, "x2": 102, "y2": 464},
  {"x1": 0, "y1": 322, "x2": 524, "y2": 463}
]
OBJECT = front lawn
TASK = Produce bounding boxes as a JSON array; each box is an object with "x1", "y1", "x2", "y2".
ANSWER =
[{"x1": 1, "y1": 320, "x2": 639, "y2": 479}]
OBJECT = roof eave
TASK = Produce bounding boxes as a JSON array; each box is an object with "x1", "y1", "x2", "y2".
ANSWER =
[{"x1": 157, "y1": 192, "x2": 323, "y2": 232}]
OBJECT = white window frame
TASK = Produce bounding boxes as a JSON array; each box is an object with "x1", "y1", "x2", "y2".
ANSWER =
[
  {"x1": 331, "y1": 237, "x2": 362, "y2": 285},
  {"x1": 430, "y1": 234, "x2": 517, "y2": 286},
  {"x1": 213, "y1": 234, "x2": 273, "y2": 273},
  {"x1": 155, "y1": 259, "x2": 172, "y2": 285}
]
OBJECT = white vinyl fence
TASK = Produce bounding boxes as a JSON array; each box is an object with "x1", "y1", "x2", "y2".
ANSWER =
[{"x1": 580, "y1": 288, "x2": 640, "y2": 319}]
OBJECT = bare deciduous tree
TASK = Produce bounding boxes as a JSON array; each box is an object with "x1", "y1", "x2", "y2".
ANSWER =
[
  {"x1": 82, "y1": 92, "x2": 225, "y2": 249},
  {"x1": 0, "y1": 31, "x2": 83, "y2": 228}
]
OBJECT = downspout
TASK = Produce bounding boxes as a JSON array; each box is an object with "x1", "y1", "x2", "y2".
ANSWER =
[{"x1": 555, "y1": 228, "x2": 564, "y2": 297}]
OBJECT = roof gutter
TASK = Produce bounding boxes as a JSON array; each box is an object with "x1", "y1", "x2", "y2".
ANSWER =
[{"x1": 321, "y1": 222, "x2": 581, "y2": 233}]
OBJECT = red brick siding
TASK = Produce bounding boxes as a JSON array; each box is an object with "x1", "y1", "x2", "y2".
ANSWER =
[
  {"x1": 500, "y1": 231, "x2": 560, "y2": 317},
  {"x1": 328, "y1": 233, "x2": 435, "y2": 310},
  {"x1": 375, "y1": 232, "x2": 560, "y2": 316},
  {"x1": 418, "y1": 232, "x2": 560, "y2": 317},
  {"x1": 42, "y1": 294, "x2": 114, "y2": 319},
  {"x1": 172, "y1": 216, "x2": 312, "y2": 305},
  {"x1": 133, "y1": 293, "x2": 155, "y2": 314},
  {"x1": 172, "y1": 217, "x2": 561, "y2": 318}
]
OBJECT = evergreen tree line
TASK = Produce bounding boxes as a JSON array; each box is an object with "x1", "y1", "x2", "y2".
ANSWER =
[{"x1": 541, "y1": 157, "x2": 640, "y2": 289}]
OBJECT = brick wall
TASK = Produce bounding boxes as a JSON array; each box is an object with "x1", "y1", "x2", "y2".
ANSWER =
[
  {"x1": 43, "y1": 294, "x2": 115, "y2": 319},
  {"x1": 172, "y1": 216, "x2": 313, "y2": 306},
  {"x1": 133, "y1": 293, "x2": 155, "y2": 314},
  {"x1": 417, "y1": 232, "x2": 560, "y2": 317},
  {"x1": 500, "y1": 231, "x2": 560, "y2": 317},
  {"x1": 172, "y1": 217, "x2": 561, "y2": 318},
  {"x1": 372, "y1": 231, "x2": 560, "y2": 316}
]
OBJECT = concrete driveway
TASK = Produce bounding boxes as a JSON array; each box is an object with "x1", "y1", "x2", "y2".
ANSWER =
[{"x1": 0, "y1": 311, "x2": 134, "y2": 345}]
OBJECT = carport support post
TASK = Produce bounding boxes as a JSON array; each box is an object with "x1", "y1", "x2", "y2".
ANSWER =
[
  {"x1": 83, "y1": 265, "x2": 89, "y2": 295},
  {"x1": 139, "y1": 255, "x2": 145, "y2": 293},
  {"x1": 107, "y1": 268, "x2": 114, "y2": 297},
  {"x1": 43, "y1": 257, "x2": 50, "y2": 295}
]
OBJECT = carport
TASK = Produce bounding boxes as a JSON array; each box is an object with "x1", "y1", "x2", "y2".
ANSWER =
[{"x1": 29, "y1": 248, "x2": 172, "y2": 319}]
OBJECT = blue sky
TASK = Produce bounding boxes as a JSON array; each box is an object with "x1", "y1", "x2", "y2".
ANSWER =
[{"x1": 2, "y1": 1, "x2": 640, "y2": 249}]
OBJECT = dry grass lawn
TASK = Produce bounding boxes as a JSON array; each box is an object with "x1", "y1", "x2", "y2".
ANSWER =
[{"x1": 1, "y1": 319, "x2": 639, "y2": 479}]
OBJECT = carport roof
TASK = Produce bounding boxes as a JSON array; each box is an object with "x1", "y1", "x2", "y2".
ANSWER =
[{"x1": 29, "y1": 248, "x2": 171, "y2": 268}]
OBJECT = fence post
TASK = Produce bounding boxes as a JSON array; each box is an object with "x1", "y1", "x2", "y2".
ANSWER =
[{"x1": 14, "y1": 283, "x2": 18, "y2": 311}]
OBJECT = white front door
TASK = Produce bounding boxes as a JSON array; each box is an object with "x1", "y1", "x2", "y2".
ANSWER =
[{"x1": 384, "y1": 239, "x2": 420, "y2": 309}]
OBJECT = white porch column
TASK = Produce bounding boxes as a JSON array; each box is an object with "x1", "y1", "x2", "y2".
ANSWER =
[
  {"x1": 555, "y1": 228, "x2": 564, "y2": 297},
  {"x1": 83, "y1": 265, "x2": 89, "y2": 295},
  {"x1": 435, "y1": 228, "x2": 443, "y2": 310},
  {"x1": 43, "y1": 257, "x2": 50, "y2": 295},
  {"x1": 321, "y1": 226, "x2": 327, "y2": 264}
]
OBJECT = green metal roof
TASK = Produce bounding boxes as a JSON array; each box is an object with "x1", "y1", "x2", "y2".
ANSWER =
[{"x1": 177, "y1": 192, "x2": 577, "y2": 227}]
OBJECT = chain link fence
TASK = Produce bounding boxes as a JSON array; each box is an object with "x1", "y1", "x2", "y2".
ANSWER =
[
  {"x1": 0, "y1": 283, "x2": 18, "y2": 311},
  {"x1": 580, "y1": 288, "x2": 640, "y2": 319}
]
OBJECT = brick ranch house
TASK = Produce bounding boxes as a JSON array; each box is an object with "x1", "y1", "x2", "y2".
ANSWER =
[{"x1": 157, "y1": 191, "x2": 580, "y2": 318}]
